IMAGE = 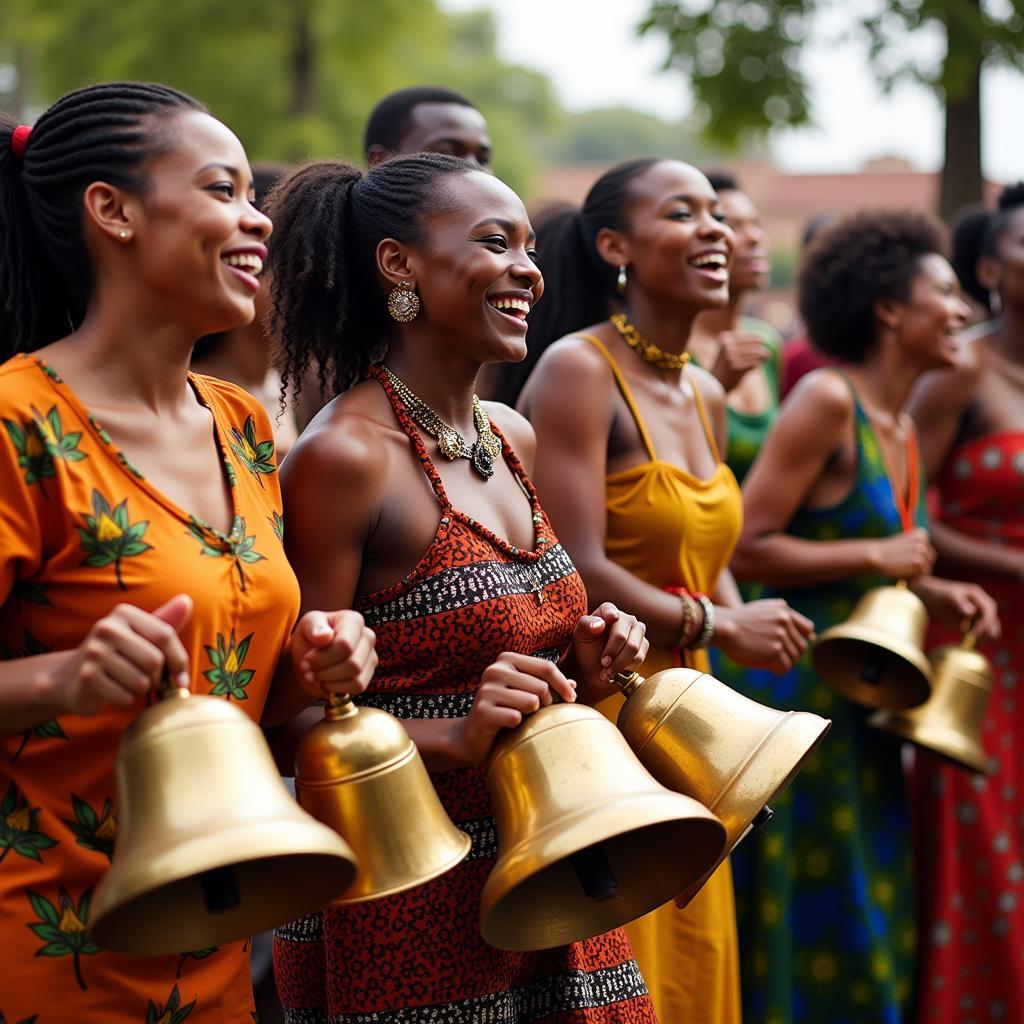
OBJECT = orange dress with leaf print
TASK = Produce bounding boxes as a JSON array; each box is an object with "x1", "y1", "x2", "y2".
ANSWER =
[{"x1": 0, "y1": 354, "x2": 300, "y2": 1023}]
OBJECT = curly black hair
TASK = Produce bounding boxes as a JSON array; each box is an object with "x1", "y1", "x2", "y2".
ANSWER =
[
  {"x1": 951, "y1": 181, "x2": 1024, "y2": 310},
  {"x1": 0, "y1": 81, "x2": 205, "y2": 358},
  {"x1": 797, "y1": 209, "x2": 948, "y2": 362},
  {"x1": 262, "y1": 152, "x2": 477, "y2": 400}
]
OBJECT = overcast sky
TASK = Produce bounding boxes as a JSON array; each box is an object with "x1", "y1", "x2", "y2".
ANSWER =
[{"x1": 439, "y1": 0, "x2": 1024, "y2": 182}]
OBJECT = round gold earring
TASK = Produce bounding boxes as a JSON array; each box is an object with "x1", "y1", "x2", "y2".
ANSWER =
[{"x1": 387, "y1": 281, "x2": 420, "y2": 323}]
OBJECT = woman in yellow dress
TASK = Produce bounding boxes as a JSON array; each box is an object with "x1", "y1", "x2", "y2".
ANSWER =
[{"x1": 515, "y1": 158, "x2": 814, "y2": 1023}]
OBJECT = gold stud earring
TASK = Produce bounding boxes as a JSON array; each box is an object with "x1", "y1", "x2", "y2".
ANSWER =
[
  {"x1": 387, "y1": 281, "x2": 420, "y2": 323},
  {"x1": 118, "y1": 229, "x2": 129, "y2": 240},
  {"x1": 617, "y1": 265, "x2": 628, "y2": 294}
]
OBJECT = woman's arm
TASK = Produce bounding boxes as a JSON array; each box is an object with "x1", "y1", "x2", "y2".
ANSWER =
[
  {"x1": 520, "y1": 339, "x2": 691, "y2": 648},
  {"x1": 732, "y1": 371, "x2": 932, "y2": 586},
  {"x1": 930, "y1": 519, "x2": 1024, "y2": 583},
  {"x1": 521, "y1": 340, "x2": 812, "y2": 671}
]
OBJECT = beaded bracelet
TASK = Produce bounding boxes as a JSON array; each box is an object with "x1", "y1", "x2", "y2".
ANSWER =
[
  {"x1": 690, "y1": 593, "x2": 716, "y2": 649},
  {"x1": 665, "y1": 585, "x2": 701, "y2": 650}
]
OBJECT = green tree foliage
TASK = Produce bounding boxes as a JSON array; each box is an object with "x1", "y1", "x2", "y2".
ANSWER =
[
  {"x1": 640, "y1": 0, "x2": 1024, "y2": 217},
  {"x1": 542, "y1": 106, "x2": 721, "y2": 164},
  {"x1": 0, "y1": 0, "x2": 558, "y2": 195}
]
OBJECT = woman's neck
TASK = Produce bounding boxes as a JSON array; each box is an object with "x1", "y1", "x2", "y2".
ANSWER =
[
  {"x1": 993, "y1": 303, "x2": 1024, "y2": 364},
  {"x1": 42, "y1": 290, "x2": 196, "y2": 411},
  {"x1": 619, "y1": 290, "x2": 698, "y2": 385},
  {"x1": 847, "y1": 340, "x2": 921, "y2": 424},
  {"x1": 385, "y1": 334, "x2": 480, "y2": 433}
]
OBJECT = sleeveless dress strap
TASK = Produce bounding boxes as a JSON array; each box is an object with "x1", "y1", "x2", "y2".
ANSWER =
[
  {"x1": 369, "y1": 364, "x2": 543, "y2": 518},
  {"x1": 577, "y1": 334, "x2": 658, "y2": 461},
  {"x1": 689, "y1": 373, "x2": 723, "y2": 465},
  {"x1": 370, "y1": 364, "x2": 451, "y2": 510}
]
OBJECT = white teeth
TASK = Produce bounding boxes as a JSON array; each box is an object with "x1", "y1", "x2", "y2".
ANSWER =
[
  {"x1": 691, "y1": 253, "x2": 727, "y2": 269},
  {"x1": 488, "y1": 297, "x2": 531, "y2": 315},
  {"x1": 223, "y1": 253, "x2": 264, "y2": 275}
]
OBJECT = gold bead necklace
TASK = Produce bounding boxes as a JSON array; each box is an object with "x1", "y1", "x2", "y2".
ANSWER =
[{"x1": 611, "y1": 312, "x2": 691, "y2": 371}]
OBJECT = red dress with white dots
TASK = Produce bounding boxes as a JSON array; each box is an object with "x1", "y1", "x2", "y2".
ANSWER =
[{"x1": 910, "y1": 431, "x2": 1024, "y2": 1024}]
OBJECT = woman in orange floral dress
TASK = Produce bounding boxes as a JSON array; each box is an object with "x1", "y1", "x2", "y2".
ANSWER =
[{"x1": 0, "y1": 83, "x2": 375, "y2": 1022}]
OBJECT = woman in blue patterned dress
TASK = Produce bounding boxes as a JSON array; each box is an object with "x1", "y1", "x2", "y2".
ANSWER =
[{"x1": 727, "y1": 210, "x2": 1000, "y2": 1024}]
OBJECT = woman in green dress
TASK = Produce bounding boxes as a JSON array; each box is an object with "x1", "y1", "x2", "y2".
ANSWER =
[
  {"x1": 727, "y1": 210, "x2": 1000, "y2": 1024},
  {"x1": 688, "y1": 172, "x2": 781, "y2": 489}
]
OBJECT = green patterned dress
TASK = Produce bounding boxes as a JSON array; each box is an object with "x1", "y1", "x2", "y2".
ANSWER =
[{"x1": 725, "y1": 374, "x2": 927, "y2": 1024}]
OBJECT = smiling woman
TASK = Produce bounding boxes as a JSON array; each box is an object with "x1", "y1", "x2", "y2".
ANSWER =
[
  {"x1": 0, "y1": 82, "x2": 376, "y2": 1022},
  {"x1": 263, "y1": 154, "x2": 657, "y2": 1021}
]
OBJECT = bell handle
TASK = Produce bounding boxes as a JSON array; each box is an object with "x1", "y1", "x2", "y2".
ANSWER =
[
  {"x1": 156, "y1": 664, "x2": 190, "y2": 702},
  {"x1": 960, "y1": 616, "x2": 979, "y2": 651},
  {"x1": 323, "y1": 691, "x2": 359, "y2": 721},
  {"x1": 613, "y1": 670, "x2": 647, "y2": 698}
]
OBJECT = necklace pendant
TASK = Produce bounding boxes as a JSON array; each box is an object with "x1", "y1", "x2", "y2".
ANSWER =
[
  {"x1": 470, "y1": 440, "x2": 495, "y2": 479},
  {"x1": 480, "y1": 431, "x2": 502, "y2": 461}
]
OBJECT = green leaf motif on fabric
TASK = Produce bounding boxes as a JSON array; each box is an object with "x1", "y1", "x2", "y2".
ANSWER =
[
  {"x1": 64, "y1": 793, "x2": 117, "y2": 860},
  {"x1": 269, "y1": 510, "x2": 285, "y2": 542},
  {"x1": 186, "y1": 515, "x2": 265, "y2": 591},
  {"x1": 77, "y1": 489, "x2": 153, "y2": 589},
  {"x1": 145, "y1": 983, "x2": 197, "y2": 1024},
  {"x1": 0, "y1": 782, "x2": 58, "y2": 865},
  {"x1": 229, "y1": 414, "x2": 276, "y2": 486},
  {"x1": 25, "y1": 887, "x2": 100, "y2": 991},
  {"x1": 203, "y1": 631, "x2": 256, "y2": 700},
  {"x1": 2, "y1": 405, "x2": 87, "y2": 496}
]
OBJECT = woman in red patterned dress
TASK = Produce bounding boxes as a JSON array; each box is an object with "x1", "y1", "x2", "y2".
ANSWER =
[
  {"x1": 906, "y1": 183, "x2": 1024, "y2": 1024},
  {"x1": 266, "y1": 154, "x2": 659, "y2": 1022}
]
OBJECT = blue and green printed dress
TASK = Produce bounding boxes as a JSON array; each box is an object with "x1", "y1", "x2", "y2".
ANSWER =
[{"x1": 724, "y1": 374, "x2": 927, "y2": 1024}]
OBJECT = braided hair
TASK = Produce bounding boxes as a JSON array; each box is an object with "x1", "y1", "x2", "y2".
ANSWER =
[
  {"x1": 952, "y1": 182, "x2": 1024, "y2": 311},
  {"x1": 493, "y1": 157, "x2": 665, "y2": 405},
  {"x1": 0, "y1": 81, "x2": 205, "y2": 358},
  {"x1": 262, "y1": 152, "x2": 477, "y2": 400}
]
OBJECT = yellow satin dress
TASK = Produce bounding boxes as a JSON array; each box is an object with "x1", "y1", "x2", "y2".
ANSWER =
[{"x1": 582, "y1": 334, "x2": 744, "y2": 1024}]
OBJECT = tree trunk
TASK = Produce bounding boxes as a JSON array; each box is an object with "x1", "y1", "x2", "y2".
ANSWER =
[
  {"x1": 938, "y1": 7, "x2": 983, "y2": 222},
  {"x1": 290, "y1": 1, "x2": 314, "y2": 117}
]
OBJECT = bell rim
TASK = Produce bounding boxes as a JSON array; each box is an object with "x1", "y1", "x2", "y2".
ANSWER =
[
  {"x1": 89, "y1": 816, "x2": 358, "y2": 949},
  {"x1": 868, "y1": 710, "x2": 990, "y2": 775},
  {"x1": 811, "y1": 627, "x2": 933, "y2": 709},
  {"x1": 479, "y1": 790, "x2": 727, "y2": 950},
  {"x1": 330, "y1": 828, "x2": 472, "y2": 905},
  {"x1": 709, "y1": 712, "x2": 832, "y2": 845}
]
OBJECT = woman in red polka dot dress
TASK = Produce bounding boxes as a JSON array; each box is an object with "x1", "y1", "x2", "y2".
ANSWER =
[{"x1": 907, "y1": 183, "x2": 1024, "y2": 1023}]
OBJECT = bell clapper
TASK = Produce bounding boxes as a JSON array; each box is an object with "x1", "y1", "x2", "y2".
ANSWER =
[
  {"x1": 569, "y1": 844, "x2": 619, "y2": 902},
  {"x1": 198, "y1": 865, "x2": 241, "y2": 913},
  {"x1": 860, "y1": 650, "x2": 887, "y2": 685}
]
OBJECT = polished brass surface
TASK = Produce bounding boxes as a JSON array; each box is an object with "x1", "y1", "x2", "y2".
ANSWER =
[
  {"x1": 869, "y1": 631, "x2": 992, "y2": 774},
  {"x1": 89, "y1": 689, "x2": 358, "y2": 955},
  {"x1": 811, "y1": 582, "x2": 933, "y2": 709},
  {"x1": 295, "y1": 694, "x2": 470, "y2": 903},
  {"x1": 615, "y1": 667, "x2": 830, "y2": 906},
  {"x1": 480, "y1": 702, "x2": 727, "y2": 951}
]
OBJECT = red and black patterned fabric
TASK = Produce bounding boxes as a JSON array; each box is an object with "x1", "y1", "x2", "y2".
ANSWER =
[{"x1": 273, "y1": 367, "x2": 657, "y2": 1023}]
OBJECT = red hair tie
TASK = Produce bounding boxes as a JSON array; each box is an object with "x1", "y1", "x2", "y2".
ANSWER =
[{"x1": 10, "y1": 124, "x2": 31, "y2": 162}]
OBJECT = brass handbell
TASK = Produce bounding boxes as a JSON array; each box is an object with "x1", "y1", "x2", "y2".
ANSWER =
[
  {"x1": 294, "y1": 694, "x2": 471, "y2": 902},
  {"x1": 868, "y1": 627, "x2": 992, "y2": 774},
  {"x1": 89, "y1": 686, "x2": 358, "y2": 955},
  {"x1": 614, "y1": 667, "x2": 830, "y2": 906},
  {"x1": 811, "y1": 581, "x2": 933, "y2": 709},
  {"x1": 479, "y1": 702, "x2": 727, "y2": 951}
]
